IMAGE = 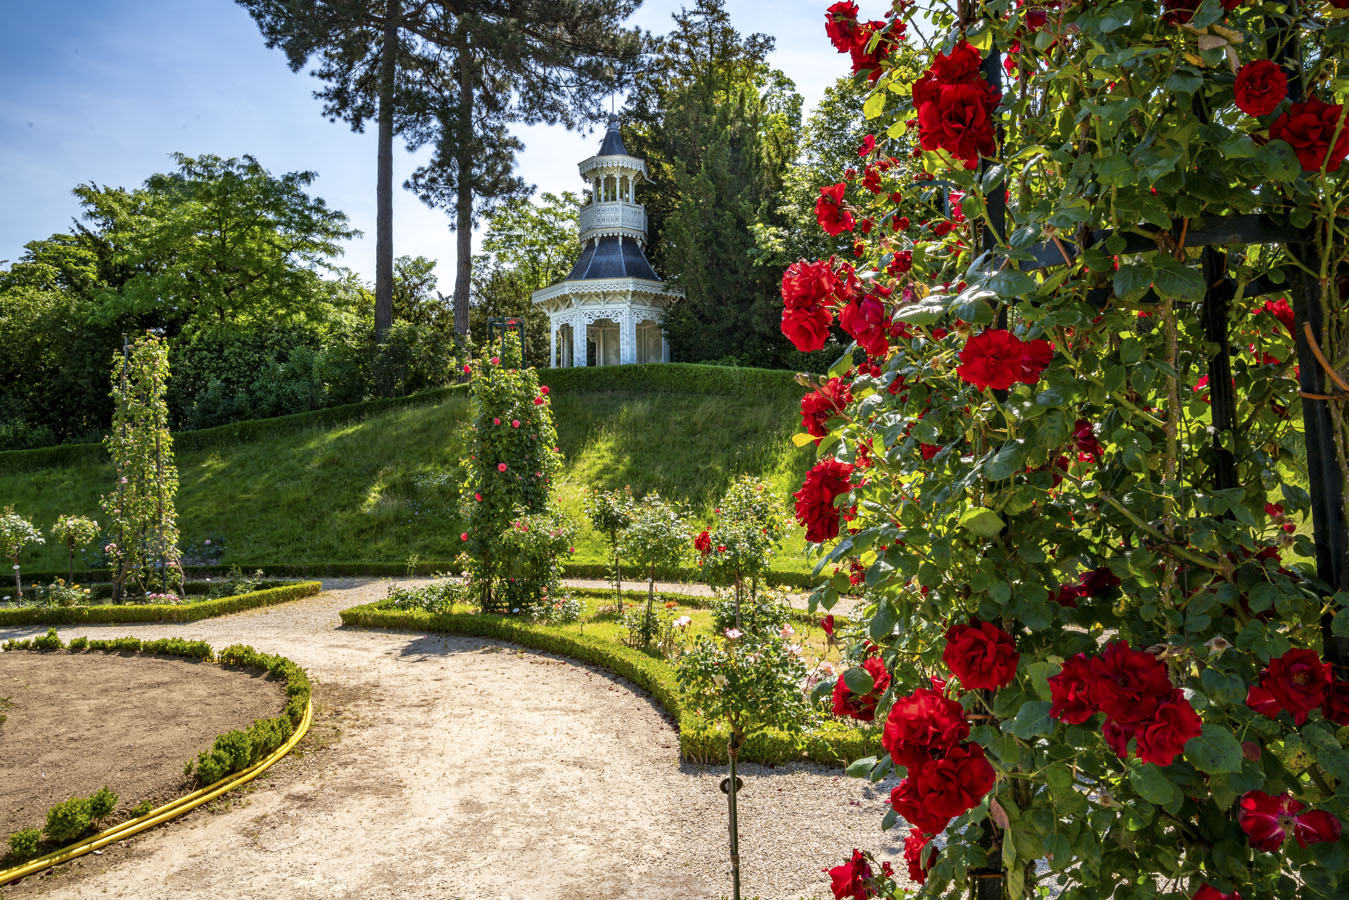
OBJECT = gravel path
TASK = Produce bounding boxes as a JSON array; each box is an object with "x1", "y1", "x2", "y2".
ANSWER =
[{"x1": 0, "y1": 579, "x2": 903, "y2": 900}]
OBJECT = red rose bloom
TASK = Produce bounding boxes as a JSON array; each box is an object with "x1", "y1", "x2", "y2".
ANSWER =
[
  {"x1": 801, "y1": 377, "x2": 853, "y2": 438},
  {"x1": 1073, "y1": 419, "x2": 1103, "y2": 462},
  {"x1": 909, "y1": 741, "x2": 997, "y2": 819},
  {"x1": 1018, "y1": 337, "x2": 1053, "y2": 384},
  {"x1": 1270, "y1": 97, "x2": 1349, "y2": 173},
  {"x1": 882, "y1": 687, "x2": 970, "y2": 770},
  {"x1": 832, "y1": 656, "x2": 892, "y2": 722},
  {"x1": 824, "y1": 1, "x2": 861, "y2": 54},
  {"x1": 821, "y1": 614, "x2": 835, "y2": 637},
  {"x1": 839, "y1": 295, "x2": 890, "y2": 357},
  {"x1": 957, "y1": 329, "x2": 1033, "y2": 391},
  {"x1": 1248, "y1": 648, "x2": 1329, "y2": 725},
  {"x1": 1102, "y1": 718, "x2": 1136, "y2": 759},
  {"x1": 817, "y1": 182, "x2": 856, "y2": 235},
  {"x1": 1049, "y1": 653, "x2": 1096, "y2": 724},
  {"x1": 1234, "y1": 60, "x2": 1288, "y2": 117},
  {"x1": 782, "y1": 258, "x2": 842, "y2": 310},
  {"x1": 1194, "y1": 886, "x2": 1243, "y2": 900},
  {"x1": 1324, "y1": 677, "x2": 1349, "y2": 726},
  {"x1": 793, "y1": 458, "x2": 855, "y2": 543},
  {"x1": 924, "y1": 41, "x2": 983, "y2": 87},
  {"x1": 827, "y1": 848, "x2": 872, "y2": 900},
  {"x1": 1240, "y1": 790, "x2": 1342, "y2": 851},
  {"x1": 903, "y1": 829, "x2": 935, "y2": 885},
  {"x1": 693, "y1": 530, "x2": 712, "y2": 555},
  {"x1": 1087, "y1": 641, "x2": 1174, "y2": 726},
  {"x1": 890, "y1": 777, "x2": 953, "y2": 835},
  {"x1": 916, "y1": 81, "x2": 999, "y2": 169},
  {"x1": 943, "y1": 619, "x2": 1019, "y2": 690},
  {"x1": 782, "y1": 305, "x2": 833, "y2": 352},
  {"x1": 1134, "y1": 690, "x2": 1203, "y2": 766},
  {"x1": 1259, "y1": 297, "x2": 1296, "y2": 340}
]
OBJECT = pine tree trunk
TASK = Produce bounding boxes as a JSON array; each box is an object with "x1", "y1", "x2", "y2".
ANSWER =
[
  {"x1": 451, "y1": 33, "x2": 474, "y2": 339},
  {"x1": 374, "y1": 0, "x2": 400, "y2": 342}
]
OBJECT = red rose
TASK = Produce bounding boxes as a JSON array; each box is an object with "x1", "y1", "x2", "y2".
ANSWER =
[
  {"x1": 1049, "y1": 654, "x2": 1096, "y2": 724},
  {"x1": 821, "y1": 614, "x2": 835, "y2": 637},
  {"x1": 916, "y1": 81, "x2": 999, "y2": 169},
  {"x1": 943, "y1": 619, "x2": 1019, "y2": 690},
  {"x1": 1194, "y1": 886, "x2": 1243, "y2": 900},
  {"x1": 1240, "y1": 790, "x2": 1342, "y2": 850},
  {"x1": 889, "y1": 777, "x2": 953, "y2": 835},
  {"x1": 817, "y1": 182, "x2": 856, "y2": 235},
  {"x1": 1162, "y1": 0, "x2": 1241, "y2": 24},
  {"x1": 782, "y1": 305, "x2": 833, "y2": 352},
  {"x1": 1102, "y1": 718, "x2": 1136, "y2": 759},
  {"x1": 1234, "y1": 60, "x2": 1287, "y2": 117},
  {"x1": 824, "y1": 1, "x2": 861, "y2": 54},
  {"x1": 1324, "y1": 677, "x2": 1349, "y2": 726},
  {"x1": 847, "y1": 21, "x2": 892, "y2": 83},
  {"x1": 832, "y1": 656, "x2": 892, "y2": 722},
  {"x1": 909, "y1": 741, "x2": 997, "y2": 819},
  {"x1": 1087, "y1": 641, "x2": 1174, "y2": 726},
  {"x1": 1018, "y1": 337, "x2": 1053, "y2": 384},
  {"x1": 1247, "y1": 648, "x2": 1329, "y2": 725},
  {"x1": 1259, "y1": 297, "x2": 1295, "y2": 340},
  {"x1": 827, "y1": 848, "x2": 871, "y2": 900},
  {"x1": 903, "y1": 829, "x2": 935, "y2": 885},
  {"x1": 882, "y1": 687, "x2": 970, "y2": 770},
  {"x1": 857, "y1": 134, "x2": 876, "y2": 157},
  {"x1": 801, "y1": 377, "x2": 853, "y2": 438},
  {"x1": 1270, "y1": 97, "x2": 1349, "y2": 173},
  {"x1": 1134, "y1": 689, "x2": 1203, "y2": 766},
  {"x1": 693, "y1": 530, "x2": 711, "y2": 555},
  {"x1": 839, "y1": 295, "x2": 890, "y2": 357},
  {"x1": 1073, "y1": 419, "x2": 1103, "y2": 462},
  {"x1": 782, "y1": 258, "x2": 842, "y2": 310},
  {"x1": 925, "y1": 40, "x2": 983, "y2": 87},
  {"x1": 957, "y1": 329, "x2": 1030, "y2": 391},
  {"x1": 793, "y1": 458, "x2": 855, "y2": 543}
]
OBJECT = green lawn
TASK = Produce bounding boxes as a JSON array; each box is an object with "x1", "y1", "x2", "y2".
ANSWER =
[{"x1": 3, "y1": 385, "x2": 814, "y2": 575}]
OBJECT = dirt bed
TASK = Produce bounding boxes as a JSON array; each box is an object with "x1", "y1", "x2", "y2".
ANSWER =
[
  {"x1": 0, "y1": 579, "x2": 905, "y2": 900},
  {"x1": 0, "y1": 652, "x2": 285, "y2": 838}
]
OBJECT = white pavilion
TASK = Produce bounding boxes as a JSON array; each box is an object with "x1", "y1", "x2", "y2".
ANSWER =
[{"x1": 532, "y1": 117, "x2": 681, "y2": 367}]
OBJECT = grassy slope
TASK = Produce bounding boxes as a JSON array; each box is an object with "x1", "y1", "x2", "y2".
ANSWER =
[{"x1": 4, "y1": 388, "x2": 814, "y2": 574}]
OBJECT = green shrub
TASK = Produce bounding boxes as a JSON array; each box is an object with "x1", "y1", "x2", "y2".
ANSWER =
[
  {"x1": 32, "y1": 627, "x2": 63, "y2": 651},
  {"x1": 0, "y1": 581, "x2": 321, "y2": 627},
  {"x1": 66, "y1": 635, "x2": 88, "y2": 651},
  {"x1": 130, "y1": 799, "x2": 154, "y2": 817},
  {"x1": 43, "y1": 797, "x2": 93, "y2": 843},
  {"x1": 87, "y1": 786, "x2": 117, "y2": 820},
  {"x1": 4, "y1": 827, "x2": 42, "y2": 865}
]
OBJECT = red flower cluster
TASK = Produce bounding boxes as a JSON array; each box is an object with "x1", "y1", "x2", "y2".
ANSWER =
[
  {"x1": 1245, "y1": 648, "x2": 1348, "y2": 725},
  {"x1": 956, "y1": 329, "x2": 1053, "y2": 391},
  {"x1": 824, "y1": 1, "x2": 901, "y2": 84},
  {"x1": 1239, "y1": 790, "x2": 1341, "y2": 851},
  {"x1": 839, "y1": 294, "x2": 890, "y2": 357},
  {"x1": 794, "y1": 458, "x2": 855, "y2": 543},
  {"x1": 903, "y1": 829, "x2": 935, "y2": 885},
  {"x1": 1048, "y1": 641, "x2": 1202, "y2": 766},
  {"x1": 883, "y1": 687, "x2": 994, "y2": 835},
  {"x1": 1270, "y1": 97, "x2": 1349, "y2": 173},
  {"x1": 832, "y1": 655, "x2": 892, "y2": 722},
  {"x1": 1193, "y1": 886, "x2": 1242, "y2": 900},
  {"x1": 942, "y1": 619, "x2": 1019, "y2": 690},
  {"x1": 1234, "y1": 60, "x2": 1287, "y2": 117},
  {"x1": 826, "y1": 848, "x2": 871, "y2": 900},
  {"x1": 801, "y1": 377, "x2": 854, "y2": 439},
  {"x1": 693, "y1": 530, "x2": 712, "y2": 555},
  {"x1": 1073, "y1": 418, "x2": 1103, "y2": 462},
  {"x1": 1162, "y1": 0, "x2": 1242, "y2": 25},
  {"x1": 781, "y1": 258, "x2": 848, "y2": 352},
  {"x1": 817, "y1": 182, "x2": 855, "y2": 235},
  {"x1": 912, "y1": 41, "x2": 1000, "y2": 169},
  {"x1": 1258, "y1": 297, "x2": 1295, "y2": 340},
  {"x1": 1052, "y1": 566, "x2": 1120, "y2": 607}
]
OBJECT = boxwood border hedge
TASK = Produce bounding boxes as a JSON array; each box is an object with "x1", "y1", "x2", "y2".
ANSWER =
[
  {"x1": 0, "y1": 581, "x2": 321, "y2": 627},
  {"x1": 338, "y1": 599, "x2": 875, "y2": 767}
]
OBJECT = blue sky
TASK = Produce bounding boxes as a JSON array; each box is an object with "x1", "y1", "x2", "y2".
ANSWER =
[{"x1": 0, "y1": 0, "x2": 847, "y2": 285}]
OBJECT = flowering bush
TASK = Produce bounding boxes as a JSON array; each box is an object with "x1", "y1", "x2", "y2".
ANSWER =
[
  {"x1": 49, "y1": 515, "x2": 99, "y2": 584},
  {"x1": 459, "y1": 332, "x2": 564, "y2": 613},
  {"x1": 584, "y1": 486, "x2": 635, "y2": 610},
  {"x1": 618, "y1": 493, "x2": 692, "y2": 646},
  {"x1": 620, "y1": 602, "x2": 681, "y2": 658},
  {"x1": 385, "y1": 576, "x2": 465, "y2": 613},
  {"x1": 0, "y1": 506, "x2": 42, "y2": 601},
  {"x1": 697, "y1": 477, "x2": 787, "y2": 624},
  {"x1": 101, "y1": 333, "x2": 182, "y2": 601},
  {"x1": 491, "y1": 506, "x2": 576, "y2": 618},
  {"x1": 34, "y1": 579, "x2": 90, "y2": 608},
  {"x1": 794, "y1": 2, "x2": 1349, "y2": 898}
]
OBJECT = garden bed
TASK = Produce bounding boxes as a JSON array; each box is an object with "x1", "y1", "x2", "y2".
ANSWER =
[
  {"x1": 0, "y1": 650, "x2": 284, "y2": 839},
  {"x1": 0, "y1": 581, "x2": 321, "y2": 626}
]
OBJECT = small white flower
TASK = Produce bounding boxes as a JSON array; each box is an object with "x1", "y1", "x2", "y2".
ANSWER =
[
  {"x1": 818, "y1": 661, "x2": 836, "y2": 676},
  {"x1": 724, "y1": 628, "x2": 743, "y2": 640},
  {"x1": 674, "y1": 616, "x2": 691, "y2": 629},
  {"x1": 712, "y1": 674, "x2": 728, "y2": 688},
  {"x1": 779, "y1": 624, "x2": 794, "y2": 638}
]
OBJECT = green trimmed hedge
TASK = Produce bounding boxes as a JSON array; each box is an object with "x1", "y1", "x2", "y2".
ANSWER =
[
  {"x1": 568, "y1": 586, "x2": 838, "y2": 629},
  {"x1": 0, "y1": 632, "x2": 311, "y2": 866},
  {"x1": 338, "y1": 600, "x2": 876, "y2": 766},
  {"x1": 0, "y1": 386, "x2": 467, "y2": 473},
  {"x1": 0, "y1": 581, "x2": 321, "y2": 627}
]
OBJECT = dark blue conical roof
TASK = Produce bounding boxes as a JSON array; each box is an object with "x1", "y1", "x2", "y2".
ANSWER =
[{"x1": 597, "y1": 116, "x2": 628, "y2": 157}]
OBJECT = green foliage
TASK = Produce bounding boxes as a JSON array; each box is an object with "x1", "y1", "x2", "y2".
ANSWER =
[
  {"x1": 101, "y1": 333, "x2": 181, "y2": 600},
  {"x1": 697, "y1": 476, "x2": 785, "y2": 596},
  {"x1": 709, "y1": 590, "x2": 790, "y2": 638},
  {"x1": 42, "y1": 785, "x2": 116, "y2": 844},
  {"x1": 385, "y1": 577, "x2": 463, "y2": 613},
  {"x1": 0, "y1": 505, "x2": 43, "y2": 600},
  {"x1": 618, "y1": 495, "x2": 691, "y2": 586},
  {"x1": 491, "y1": 506, "x2": 576, "y2": 616},
  {"x1": 4, "y1": 828, "x2": 42, "y2": 866},
  {"x1": 207, "y1": 566, "x2": 263, "y2": 599},
  {"x1": 87, "y1": 787, "x2": 117, "y2": 821},
  {"x1": 676, "y1": 629, "x2": 810, "y2": 750},
  {"x1": 461, "y1": 332, "x2": 565, "y2": 612},
  {"x1": 0, "y1": 581, "x2": 320, "y2": 627}
]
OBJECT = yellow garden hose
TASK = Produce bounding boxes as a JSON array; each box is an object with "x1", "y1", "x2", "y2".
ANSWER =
[{"x1": 0, "y1": 698, "x2": 312, "y2": 886}]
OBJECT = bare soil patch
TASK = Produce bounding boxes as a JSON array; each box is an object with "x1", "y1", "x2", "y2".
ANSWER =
[{"x1": 0, "y1": 652, "x2": 285, "y2": 838}]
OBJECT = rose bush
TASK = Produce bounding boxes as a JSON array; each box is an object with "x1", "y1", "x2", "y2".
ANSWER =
[{"x1": 791, "y1": 2, "x2": 1349, "y2": 898}]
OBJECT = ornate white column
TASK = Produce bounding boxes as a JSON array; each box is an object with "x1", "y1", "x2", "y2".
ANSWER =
[
  {"x1": 572, "y1": 312, "x2": 587, "y2": 368},
  {"x1": 662, "y1": 331, "x2": 671, "y2": 362},
  {"x1": 548, "y1": 314, "x2": 557, "y2": 369},
  {"x1": 620, "y1": 306, "x2": 636, "y2": 365}
]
